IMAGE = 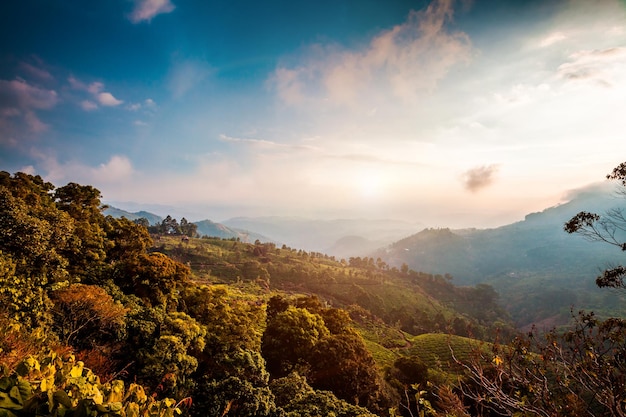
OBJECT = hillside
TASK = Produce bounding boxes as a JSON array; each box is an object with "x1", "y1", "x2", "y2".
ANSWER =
[
  {"x1": 5, "y1": 171, "x2": 626, "y2": 417},
  {"x1": 0, "y1": 171, "x2": 515, "y2": 417},
  {"x1": 376, "y1": 183, "x2": 626, "y2": 328}
]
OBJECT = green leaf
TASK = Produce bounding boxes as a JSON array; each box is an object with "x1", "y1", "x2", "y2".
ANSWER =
[
  {"x1": 0, "y1": 392, "x2": 21, "y2": 410},
  {"x1": 0, "y1": 408, "x2": 18, "y2": 417},
  {"x1": 53, "y1": 390, "x2": 73, "y2": 409},
  {"x1": 8, "y1": 387, "x2": 22, "y2": 405}
]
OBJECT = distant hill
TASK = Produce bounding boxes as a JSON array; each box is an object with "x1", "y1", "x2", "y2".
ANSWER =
[
  {"x1": 104, "y1": 206, "x2": 271, "y2": 243},
  {"x1": 103, "y1": 206, "x2": 163, "y2": 225},
  {"x1": 376, "y1": 183, "x2": 626, "y2": 328},
  {"x1": 222, "y1": 216, "x2": 421, "y2": 256},
  {"x1": 193, "y1": 219, "x2": 269, "y2": 243},
  {"x1": 325, "y1": 235, "x2": 382, "y2": 259}
]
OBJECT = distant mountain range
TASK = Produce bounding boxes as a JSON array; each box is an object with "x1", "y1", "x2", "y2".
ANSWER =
[
  {"x1": 102, "y1": 207, "x2": 269, "y2": 243},
  {"x1": 221, "y1": 216, "x2": 422, "y2": 257},
  {"x1": 103, "y1": 204, "x2": 422, "y2": 257},
  {"x1": 102, "y1": 206, "x2": 163, "y2": 225},
  {"x1": 374, "y1": 183, "x2": 626, "y2": 328}
]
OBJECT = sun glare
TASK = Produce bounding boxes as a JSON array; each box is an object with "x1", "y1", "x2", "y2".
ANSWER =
[{"x1": 356, "y1": 171, "x2": 383, "y2": 198}]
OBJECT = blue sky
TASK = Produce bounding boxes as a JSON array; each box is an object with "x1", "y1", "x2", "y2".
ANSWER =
[{"x1": 1, "y1": 0, "x2": 626, "y2": 227}]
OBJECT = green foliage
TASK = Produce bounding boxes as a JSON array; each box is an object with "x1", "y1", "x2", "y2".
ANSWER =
[
  {"x1": 104, "y1": 216, "x2": 153, "y2": 263},
  {"x1": 270, "y1": 373, "x2": 378, "y2": 417},
  {"x1": 54, "y1": 182, "x2": 108, "y2": 283},
  {"x1": 115, "y1": 253, "x2": 189, "y2": 307},
  {"x1": 308, "y1": 334, "x2": 383, "y2": 409},
  {"x1": 262, "y1": 306, "x2": 330, "y2": 377},
  {"x1": 0, "y1": 352, "x2": 185, "y2": 417},
  {"x1": 180, "y1": 285, "x2": 265, "y2": 354},
  {"x1": 136, "y1": 311, "x2": 206, "y2": 398},
  {"x1": 195, "y1": 376, "x2": 275, "y2": 417},
  {"x1": 0, "y1": 251, "x2": 53, "y2": 331}
]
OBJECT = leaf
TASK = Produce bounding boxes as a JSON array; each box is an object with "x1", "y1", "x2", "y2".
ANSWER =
[
  {"x1": 0, "y1": 392, "x2": 21, "y2": 410},
  {"x1": 8, "y1": 386, "x2": 23, "y2": 405},
  {"x1": 0, "y1": 409, "x2": 18, "y2": 417},
  {"x1": 70, "y1": 362, "x2": 84, "y2": 379},
  {"x1": 0, "y1": 378, "x2": 12, "y2": 392},
  {"x1": 53, "y1": 390, "x2": 73, "y2": 409},
  {"x1": 124, "y1": 402, "x2": 140, "y2": 417},
  {"x1": 40, "y1": 378, "x2": 47, "y2": 393},
  {"x1": 106, "y1": 381, "x2": 125, "y2": 403}
]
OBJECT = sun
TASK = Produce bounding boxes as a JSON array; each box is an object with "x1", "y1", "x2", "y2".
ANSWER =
[{"x1": 355, "y1": 171, "x2": 383, "y2": 199}]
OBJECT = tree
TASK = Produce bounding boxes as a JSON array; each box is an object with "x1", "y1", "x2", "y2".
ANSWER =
[
  {"x1": 104, "y1": 216, "x2": 153, "y2": 262},
  {"x1": 50, "y1": 283, "x2": 127, "y2": 347},
  {"x1": 564, "y1": 162, "x2": 626, "y2": 288},
  {"x1": 137, "y1": 311, "x2": 206, "y2": 397},
  {"x1": 262, "y1": 306, "x2": 329, "y2": 377},
  {"x1": 115, "y1": 252, "x2": 190, "y2": 306},
  {"x1": 308, "y1": 333, "x2": 387, "y2": 411},
  {"x1": 179, "y1": 217, "x2": 197, "y2": 238},
  {"x1": 160, "y1": 215, "x2": 181, "y2": 235},
  {"x1": 54, "y1": 183, "x2": 108, "y2": 282},
  {"x1": 270, "y1": 372, "x2": 378, "y2": 417},
  {"x1": 180, "y1": 285, "x2": 265, "y2": 354}
]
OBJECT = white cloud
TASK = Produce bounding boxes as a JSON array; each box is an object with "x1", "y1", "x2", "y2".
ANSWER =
[
  {"x1": 270, "y1": 0, "x2": 472, "y2": 107},
  {"x1": 0, "y1": 79, "x2": 57, "y2": 110},
  {"x1": 87, "y1": 82, "x2": 104, "y2": 94},
  {"x1": 81, "y1": 100, "x2": 98, "y2": 111},
  {"x1": 35, "y1": 153, "x2": 134, "y2": 186},
  {"x1": 97, "y1": 92, "x2": 123, "y2": 106},
  {"x1": 129, "y1": 0, "x2": 175, "y2": 23},
  {"x1": 0, "y1": 78, "x2": 58, "y2": 133},
  {"x1": 93, "y1": 155, "x2": 134, "y2": 182},
  {"x1": 557, "y1": 47, "x2": 626, "y2": 87},
  {"x1": 539, "y1": 31, "x2": 567, "y2": 47},
  {"x1": 68, "y1": 76, "x2": 124, "y2": 108}
]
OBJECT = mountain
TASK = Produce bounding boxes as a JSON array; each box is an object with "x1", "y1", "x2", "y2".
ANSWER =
[
  {"x1": 103, "y1": 206, "x2": 163, "y2": 225},
  {"x1": 376, "y1": 183, "x2": 626, "y2": 328},
  {"x1": 222, "y1": 216, "x2": 422, "y2": 256},
  {"x1": 193, "y1": 219, "x2": 269, "y2": 243}
]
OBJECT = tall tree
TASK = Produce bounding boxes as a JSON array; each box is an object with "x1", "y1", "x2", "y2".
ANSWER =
[{"x1": 54, "y1": 183, "x2": 108, "y2": 282}]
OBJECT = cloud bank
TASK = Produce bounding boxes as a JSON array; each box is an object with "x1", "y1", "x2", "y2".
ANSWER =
[{"x1": 270, "y1": 0, "x2": 472, "y2": 108}]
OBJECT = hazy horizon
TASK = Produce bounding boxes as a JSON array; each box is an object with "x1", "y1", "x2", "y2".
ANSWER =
[{"x1": 2, "y1": 0, "x2": 626, "y2": 228}]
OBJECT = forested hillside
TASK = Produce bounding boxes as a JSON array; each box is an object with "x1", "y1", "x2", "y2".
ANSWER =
[
  {"x1": 376, "y1": 183, "x2": 626, "y2": 328},
  {"x1": 3, "y1": 170, "x2": 626, "y2": 417},
  {"x1": 0, "y1": 171, "x2": 516, "y2": 417}
]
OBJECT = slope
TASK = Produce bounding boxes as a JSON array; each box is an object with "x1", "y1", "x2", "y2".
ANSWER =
[{"x1": 376, "y1": 183, "x2": 626, "y2": 328}]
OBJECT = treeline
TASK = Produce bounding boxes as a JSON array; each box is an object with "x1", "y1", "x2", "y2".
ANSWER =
[{"x1": 134, "y1": 214, "x2": 198, "y2": 237}]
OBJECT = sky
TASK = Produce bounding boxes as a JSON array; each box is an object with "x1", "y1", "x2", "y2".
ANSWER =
[{"x1": 1, "y1": 0, "x2": 626, "y2": 227}]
